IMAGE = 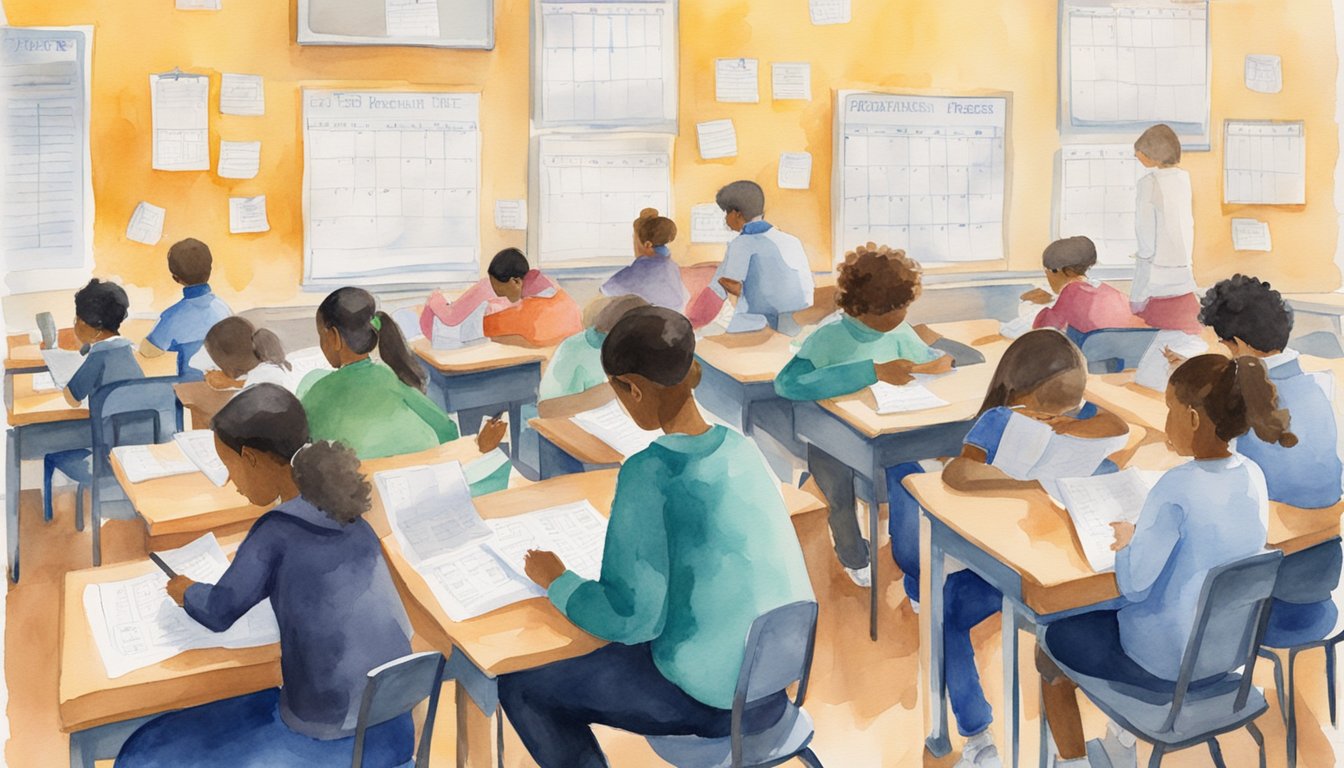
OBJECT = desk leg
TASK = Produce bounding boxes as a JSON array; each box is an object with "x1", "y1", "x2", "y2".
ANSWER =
[
  {"x1": 508, "y1": 401, "x2": 523, "y2": 462},
  {"x1": 1002, "y1": 597, "x2": 1021, "y2": 768},
  {"x1": 869, "y1": 497, "x2": 879, "y2": 641},
  {"x1": 456, "y1": 682, "x2": 500, "y2": 768},
  {"x1": 7, "y1": 428, "x2": 19, "y2": 583},
  {"x1": 924, "y1": 518, "x2": 951, "y2": 757}
]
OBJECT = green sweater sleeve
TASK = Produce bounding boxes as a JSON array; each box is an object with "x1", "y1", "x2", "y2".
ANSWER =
[
  {"x1": 539, "y1": 337, "x2": 582, "y2": 401},
  {"x1": 548, "y1": 456, "x2": 669, "y2": 643},
  {"x1": 773, "y1": 354, "x2": 878, "y2": 401},
  {"x1": 401, "y1": 385, "x2": 461, "y2": 444}
]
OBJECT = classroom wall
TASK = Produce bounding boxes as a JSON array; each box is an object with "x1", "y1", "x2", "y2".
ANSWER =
[{"x1": 3, "y1": 0, "x2": 1339, "y2": 325}]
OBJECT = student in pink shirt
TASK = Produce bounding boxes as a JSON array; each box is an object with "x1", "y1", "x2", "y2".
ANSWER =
[{"x1": 1023, "y1": 236, "x2": 1144, "y2": 335}]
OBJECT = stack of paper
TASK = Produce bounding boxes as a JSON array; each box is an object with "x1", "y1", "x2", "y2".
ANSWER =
[
  {"x1": 991, "y1": 411, "x2": 1129, "y2": 490},
  {"x1": 376, "y1": 461, "x2": 490, "y2": 564},
  {"x1": 1134, "y1": 331, "x2": 1208, "y2": 392},
  {"x1": 173, "y1": 430, "x2": 229, "y2": 486},
  {"x1": 572, "y1": 400, "x2": 663, "y2": 457},
  {"x1": 869, "y1": 381, "x2": 949, "y2": 414},
  {"x1": 84, "y1": 534, "x2": 280, "y2": 678},
  {"x1": 1054, "y1": 469, "x2": 1158, "y2": 572},
  {"x1": 41, "y1": 348, "x2": 85, "y2": 390},
  {"x1": 999, "y1": 302, "x2": 1048, "y2": 340},
  {"x1": 112, "y1": 445, "x2": 199, "y2": 484}
]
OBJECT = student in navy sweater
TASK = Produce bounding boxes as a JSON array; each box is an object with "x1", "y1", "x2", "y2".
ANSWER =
[{"x1": 116, "y1": 384, "x2": 413, "y2": 768}]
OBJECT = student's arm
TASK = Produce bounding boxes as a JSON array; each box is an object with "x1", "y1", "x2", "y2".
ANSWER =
[
  {"x1": 709, "y1": 244, "x2": 750, "y2": 300},
  {"x1": 1046, "y1": 404, "x2": 1130, "y2": 439},
  {"x1": 440, "y1": 280, "x2": 495, "y2": 327},
  {"x1": 401, "y1": 386, "x2": 461, "y2": 444},
  {"x1": 547, "y1": 456, "x2": 669, "y2": 643},
  {"x1": 64, "y1": 353, "x2": 103, "y2": 407},
  {"x1": 773, "y1": 353, "x2": 877, "y2": 401},
  {"x1": 181, "y1": 520, "x2": 278, "y2": 632},
  {"x1": 910, "y1": 355, "x2": 954, "y2": 375},
  {"x1": 1115, "y1": 494, "x2": 1183, "y2": 603},
  {"x1": 942, "y1": 444, "x2": 1039, "y2": 493},
  {"x1": 142, "y1": 317, "x2": 173, "y2": 358}
]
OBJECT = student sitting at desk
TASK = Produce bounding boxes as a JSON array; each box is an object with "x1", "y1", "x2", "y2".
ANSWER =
[
  {"x1": 1022, "y1": 236, "x2": 1143, "y2": 336},
  {"x1": 300, "y1": 287, "x2": 510, "y2": 493},
  {"x1": 116, "y1": 384, "x2": 415, "y2": 767},
  {"x1": 199, "y1": 316, "x2": 297, "y2": 393},
  {"x1": 1037, "y1": 354, "x2": 1291, "y2": 768},
  {"x1": 62, "y1": 279, "x2": 144, "y2": 408},
  {"x1": 539, "y1": 294, "x2": 649, "y2": 402},
  {"x1": 686, "y1": 180, "x2": 814, "y2": 333},
  {"x1": 500, "y1": 307, "x2": 814, "y2": 768},
  {"x1": 600, "y1": 208, "x2": 688, "y2": 311},
  {"x1": 139, "y1": 238, "x2": 232, "y2": 380},
  {"x1": 774, "y1": 243, "x2": 952, "y2": 586},
  {"x1": 419, "y1": 248, "x2": 582, "y2": 347}
]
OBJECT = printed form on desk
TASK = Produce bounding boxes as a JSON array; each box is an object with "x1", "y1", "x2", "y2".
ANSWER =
[
  {"x1": 112, "y1": 444, "x2": 198, "y2": 484},
  {"x1": 991, "y1": 410, "x2": 1129, "y2": 487},
  {"x1": 571, "y1": 399, "x2": 663, "y2": 456},
  {"x1": 1054, "y1": 469, "x2": 1164, "y2": 573},
  {"x1": 869, "y1": 381, "x2": 948, "y2": 414},
  {"x1": 173, "y1": 430, "x2": 230, "y2": 487},
  {"x1": 40, "y1": 348, "x2": 85, "y2": 390}
]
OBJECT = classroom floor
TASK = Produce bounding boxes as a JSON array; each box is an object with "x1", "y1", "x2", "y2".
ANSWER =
[{"x1": 6, "y1": 488, "x2": 1344, "y2": 767}]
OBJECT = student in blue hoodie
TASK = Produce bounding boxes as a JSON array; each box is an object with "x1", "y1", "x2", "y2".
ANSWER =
[{"x1": 140, "y1": 238, "x2": 232, "y2": 380}]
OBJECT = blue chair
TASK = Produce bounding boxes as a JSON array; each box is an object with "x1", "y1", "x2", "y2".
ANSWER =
[
  {"x1": 45, "y1": 377, "x2": 181, "y2": 566},
  {"x1": 353, "y1": 651, "x2": 447, "y2": 768},
  {"x1": 647, "y1": 601, "x2": 824, "y2": 768},
  {"x1": 1038, "y1": 551, "x2": 1282, "y2": 768},
  {"x1": 1067, "y1": 327, "x2": 1160, "y2": 374}
]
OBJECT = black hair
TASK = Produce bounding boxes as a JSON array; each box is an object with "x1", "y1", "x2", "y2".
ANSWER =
[
  {"x1": 487, "y1": 248, "x2": 530, "y2": 282},
  {"x1": 601, "y1": 306, "x2": 695, "y2": 387},
  {"x1": 211, "y1": 385, "x2": 371, "y2": 524},
  {"x1": 1170, "y1": 355, "x2": 1297, "y2": 447},
  {"x1": 316, "y1": 287, "x2": 425, "y2": 391},
  {"x1": 716, "y1": 180, "x2": 766, "y2": 220},
  {"x1": 1199, "y1": 274, "x2": 1293, "y2": 354},
  {"x1": 74, "y1": 279, "x2": 130, "y2": 333}
]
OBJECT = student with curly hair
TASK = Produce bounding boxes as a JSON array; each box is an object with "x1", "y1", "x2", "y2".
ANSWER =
[
  {"x1": 61, "y1": 279, "x2": 144, "y2": 408},
  {"x1": 774, "y1": 243, "x2": 953, "y2": 585}
]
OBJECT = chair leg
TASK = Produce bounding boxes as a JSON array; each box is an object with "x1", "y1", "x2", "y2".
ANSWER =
[
  {"x1": 1286, "y1": 650, "x2": 1300, "y2": 768},
  {"x1": 1327, "y1": 641, "x2": 1339, "y2": 728},
  {"x1": 1039, "y1": 678, "x2": 1051, "y2": 768},
  {"x1": 90, "y1": 482, "x2": 101, "y2": 567},
  {"x1": 74, "y1": 483, "x2": 84, "y2": 533},
  {"x1": 1259, "y1": 648, "x2": 1286, "y2": 725},
  {"x1": 1247, "y1": 722, "x2": 1266, "y2": 768},
  {"x1": 1146, "y1": 743, "x2": 1165, "y2": 768},
  {"x1": 796, "y1": 747, "x2": 824, "y2": 768},
  {"x1": 1206, "y1": 738, "x2": 1227, "y2": 768},
  {"x1": 42, "y1": 458, "x2": 55, "y2": 523}
]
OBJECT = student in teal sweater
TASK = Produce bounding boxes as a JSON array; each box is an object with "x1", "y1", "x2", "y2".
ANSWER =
[
  {"x1": 538, "y1": 294, "x2": 649, "y2": 401},
  {"x1": 775, "y1": 244, "x2": 952, "y2": 585},
  {"x1": 501, "y1": 307, "x2": 814, "y2": 768}
]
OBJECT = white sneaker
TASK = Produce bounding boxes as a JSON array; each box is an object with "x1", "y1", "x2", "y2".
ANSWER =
[
  {"x1": 845, "y1": 565, "x2": 871, "y2": 588},
  {"x1": 909, "y1": 598, "x2": 921, "y2": 614},
  {"x1": 955, "y1": 731, "x2": 1002, "y2": 768}
]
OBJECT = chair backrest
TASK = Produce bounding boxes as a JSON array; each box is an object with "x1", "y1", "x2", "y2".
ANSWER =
[
  {"x1": 89, "y1": 377, "x2": 182, "y2": 474},
  {"x1": 1165, "y1": 550, "x2": 1282, "y2": 731},
  {"x1": 1293, "y1": 331, "x2": 1344, "y2": 360},
  {"x1": 729, "y1": 601, "x2": 819, "y2": 767},
  {"x1": 1072, "y1": 328, "x2": 1160, "y2": 374},
  {"x1": 351, "y1": 651, "x2": 446, "y2": 768}
]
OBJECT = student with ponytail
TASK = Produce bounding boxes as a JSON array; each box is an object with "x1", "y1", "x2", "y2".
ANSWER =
[
  {"x1": 1037, "y1": 354, "x2": 1291, "y2": 768},
  {"x1": 199, "y1": 316, "x2": 297, "y2": 392},
  {"x1": 116, "y1": 384, "x2": 414, "y2": 767}
]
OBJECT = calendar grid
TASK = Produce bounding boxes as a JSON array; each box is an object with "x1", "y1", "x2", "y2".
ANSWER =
[
  {"x1": 1223, "y1": 121, "x2": 1306, "y2": 206},
  {"x1": 1057, "y1": 144, "x2": 1144, "y2": 265}
]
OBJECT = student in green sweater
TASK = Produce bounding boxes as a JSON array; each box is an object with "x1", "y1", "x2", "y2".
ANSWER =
[
  {"x1": 501, "y1": 307, "x2": 814, "y2": 768},
  {"x1": 775, "y1": 243, "x2": 953, "y2": 586},
  {"x1": 299, "y1": 287, "x2": 509, "y2": 493},
  {"x1": 538, "y1": 294, "x2": 648, "y2": 401}
]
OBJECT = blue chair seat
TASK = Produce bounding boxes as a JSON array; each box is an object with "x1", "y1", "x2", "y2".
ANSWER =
[
  {"x1": 1263, "y1": 600, "x2": 1344, "y2": 650},
  {"x1": 47, "y1": 449, "x2": 93, "y2": 484},
  {"x1": 647, "y1": 704, "x2": 815, "y2": 768}
]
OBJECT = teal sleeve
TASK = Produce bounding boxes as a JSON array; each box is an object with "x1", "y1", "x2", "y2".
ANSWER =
[
  {"x1": 773, "y1": 354, "x2": 878, "y2": 401},
  {"x1": 402, "y1": 386, "x2": 461, "y2": 444},
  {"x1": 539, "y1": 339, "x2": 582, "y2": 401},
  {"x1": 295, "y1": 369, "x2": 331, "y2": 400},
  {"x1": 546, "y1": 457, "x2": 669, "y2": 643}
]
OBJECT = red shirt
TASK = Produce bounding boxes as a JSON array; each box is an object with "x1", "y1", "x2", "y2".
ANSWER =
[{"x1": 1033, "y1": 280, "x2": 1144, "y2": 334}]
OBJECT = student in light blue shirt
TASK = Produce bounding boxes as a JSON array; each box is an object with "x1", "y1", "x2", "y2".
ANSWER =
[
  {"x1": 1037, "y1": 354, "x2": 1291, "y2": 768},
  {"x1": 141, "y1": 238, "x2": 232, "y2": 380}
]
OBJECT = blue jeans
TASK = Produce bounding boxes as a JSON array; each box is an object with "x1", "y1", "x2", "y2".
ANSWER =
[{"x1": 115, "y1": 688, "x2": 413, "y2": 768}]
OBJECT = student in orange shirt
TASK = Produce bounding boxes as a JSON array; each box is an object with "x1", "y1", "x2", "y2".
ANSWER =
[{"x1": 420, "y1": 248, "x2": 582, "y2": 346}]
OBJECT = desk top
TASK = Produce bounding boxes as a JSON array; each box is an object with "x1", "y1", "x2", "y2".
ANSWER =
[
  {"x1": 58, "y1": 536, "x2": 282, "y2": 733},
  {"x1": 1285, "y1": 293, "x2": 1344, "y2": 314},
  {"x1": 173, "y1": 381, "x2": 234, "y2": 425},
  {"x1": 412, "y1": 337, "x2": 553, "y2": 374},
  {"x1": 6, "y1": 332, "x2": 178, "y2": 377},
  {"x1": 7, "y1": 372, "x2": 87, "y2": 426}
]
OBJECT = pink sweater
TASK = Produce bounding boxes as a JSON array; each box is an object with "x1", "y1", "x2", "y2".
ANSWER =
[
  {"x1": 420, "y1": 270, "x2": 560, "y2": 338},
  {"x1": 1033, "y1": 280, "x2": 1144, "y2": 334}
]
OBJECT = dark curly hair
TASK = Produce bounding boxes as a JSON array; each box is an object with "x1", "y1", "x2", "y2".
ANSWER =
[
  {"x1": 836, "y1": 243, "x2": 923, "y2": 316},
  {"x1": 74, "y1": 279, "x2": 130, "y2": 332},
  {"x1": 1198, "y1": 274, "x2": 1293, "y2": 353}
]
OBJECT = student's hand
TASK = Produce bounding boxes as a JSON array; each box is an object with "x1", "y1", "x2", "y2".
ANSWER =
[
  {"x1": 1161, "y1": 346, "x2": 1188, "y2": 367},
  {"x1": 913, "y1": 355, "x2": 955, "y2": 375},
  {"x1": 1020, "y1": 288, "x2": 1055, "y2": 305},
  {"x1": 718, "y1": 277, "x2": 743, "y2": 297},
  {"x1": 1039, "y1": 414, "x2": 1081, "y2": 434},
  {"x1": 476, "y1": 417, "x2": 508, "y2": 453},
  {"x1": 874, "y1": 359, "x2": 915, "y2": 385},
  {"x1": 524, "y1": 549, "x2": 566, "y2": 589},
  {"x1": 205, "y1": 370, "x2": 244, "y2": 391},
  {"x1": 166, "y1": 575, "x2": 196, "y2": 607},
  {"x1": 1110, "y1": 522, "x2": 1136, "y2": 552}
]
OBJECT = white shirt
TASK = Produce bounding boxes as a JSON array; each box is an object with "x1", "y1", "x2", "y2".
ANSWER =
[
  {"x1": 243, "y1": 362, "x2": 299, "y2": 393},
  {"x1": 1133, "y1": 167, "x2": 1197, "y2": 302}
]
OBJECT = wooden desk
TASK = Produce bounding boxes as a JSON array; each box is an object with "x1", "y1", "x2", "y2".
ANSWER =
[
  {"x1": 173, "y1": 381, "x2": 233, "y2": 429},
  {"x1": 5, "y1": 343, "x2": 179, "y2": 379},
  {"x1": 1286, "y1": 293, "x2": 1344, "y2": 333}
]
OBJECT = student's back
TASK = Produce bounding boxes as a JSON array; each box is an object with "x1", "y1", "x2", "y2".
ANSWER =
[
  {"x1": 732, "y1": 223, "x2": 813, "y2": 316},
  {"x1": 65, "y1": 280, "x2": 145, "y2": 403},
  {"x1": 1237, "y1": 356, "x2": 1342, "y2": 508},
  {"x1": 302, "y1": 358, "x2": 455, "y2": 460},
  {"x1": 145, "y1": 238, "x2": 231, "y2": 379}
]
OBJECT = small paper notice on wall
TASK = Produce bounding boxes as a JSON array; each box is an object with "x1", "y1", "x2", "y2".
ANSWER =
[
  {"x1": 691, "y1": 203, "x2": 736, "y2": 243},
  {"x1": 1244, "y1": 55, "x2": 1283, "y2": 95},
  {"x1": 697, "y1": 120, "x2": 737, "y2": 160},
  {"x1": 220, "y1": 73, "x2": 264, "y2": 116},
  {"x1": 778, "y1": 152, "x2": 813, "y2": 190},
  {"x1": 809, "y1": 0, "x2": 850, "y2": 25},
  {"x1": 217, "y1": 140, "x2": 261, "y2": 179},
  {"x1": 772, "y1": 63, "x2": 811, "y2": 101},
  {"x1": 176, "y1": 0, "x2": 221, "y2": 9},
  {"x1": 126, "y1": 202, "x2": 165, "y2": 246},
  {"x1": 1232, "y1": 218, "x2": 1272, "y2": 252},
  {"x1": 229, "y1": 196, "x2": 269, "y2": 234},
  {"x1": 494, "y1": 200, "x2": 527, "y2": 231},
  {"x1": 715, "y1": 58, "x2": 759, "y2": 103},
  {"x1": 386, "y1": 0, "x2": 440, "y2": 38}
]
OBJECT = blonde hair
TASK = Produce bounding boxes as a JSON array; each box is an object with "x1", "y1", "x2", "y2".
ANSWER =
[{"x1": 1135, "y1": 124, "x2": 1182, "y2": 167}]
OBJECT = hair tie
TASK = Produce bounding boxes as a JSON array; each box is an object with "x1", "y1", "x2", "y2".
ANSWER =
[
  {"x1": 291, "y1": 442, "x2": 312, "y2": 468},
  {"x1": 369, "y1": 315, "x2": 382, "y2": 332}
]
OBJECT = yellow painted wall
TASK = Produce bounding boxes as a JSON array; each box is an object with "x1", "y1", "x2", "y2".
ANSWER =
[{"x1": 3, "y1": 0, "x2": 1339, "y2": 320}]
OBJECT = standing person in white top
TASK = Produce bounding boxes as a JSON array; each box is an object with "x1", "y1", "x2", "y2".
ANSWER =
[
  {"x1": 199, "y1": 316, "x2": 298, "y2": 393},
  {"x1": 1131, "y1": 124, "x2": 1203, "y2": 335},
  {"x1": 686, "y1": 180, "x2": 816, "y2": 334}
]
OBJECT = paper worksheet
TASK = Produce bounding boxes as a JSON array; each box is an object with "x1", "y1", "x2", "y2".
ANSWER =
[
  {"x1": 1134, "y1": 330, "x2": 1208, "y2": 391},
  {"x1": 1055, "y1": 469, "x2": 1156, "y2": 572},
  {"x1": 84, "y1": 534, "x2": 280, "y2": 678},
  {"x1": 415, "y1": 547, "x2": 541, "y2": 622},
  {"x1": 41, "y1": 348, "x2": 84, "y2": 390},
  {"x1": 1224, "y1": 121, "x2": 1306, "y2": 205},
  {"x1": 572, "y1": 400, "x2": 663, "y2": 457},
  {"x1": 809, "y1": 0, "x2": 851, "y2": 25},
  {"x1": 715, "y1": 58, "x2": 759, "y2": 103},
  {"x1": 31, "y1": 372, "x2": 60, "y2": 392},
  {"x1": 1244, "y1": 54, "x2": 1283, "y2": 94},
  {"x1": 1000, "y1": 302, "x2": 1048, "y2": 340},
  {"x1": 220, "y1": 73, "x2": 264, "y2": 116},
  {"x1": 126, "y1": 202, "x2": 166, "y2": 246},
  {"x1": 771, "y1": 62, "x2": 811, "y2": 101},
  {"x1": 176, "y1": 0, "x2": 222, "y2": 9},
  {"x1": 1057, "y1": 144, "x2": 1145, "y2": 266},
  {"x1": 151, "y1": 72, "x2": 209, "y2": 172},
  {"x1": 112, "y1": 445, "x2": 198, "y2": 484},
  {"x1": 690, "y1": 203, "x2": 736, "y2": 243},
  {"x1": 286, "y1": 347, "x2": 335, "y2": 382},
  {"x1": 217, "y1": 141, "x2": 260, "y2": 179},
  {"x1": 374, "y1": 461, "x2": 490, "y2": 565},
  {"x1": 494, "y1": 199, "x2": 527, "y2": 231},
  {"x1": 778, "y1": 152, "x2": 813, "y2": 190},
  {"x1": 173, "y1": 430, "x2": 229, "y2": 486},
  {"x1": 991, "y1": 412, "x2": 1129, "y2": 485},
  {"x1": 486, "y1": 501, "x2": 608, "y2": 582},
  {"x1": 697, "y1": 119, "x2": 737, "y2": 160},
  {"x1": 869, "y1": 382, "x2": 949, "y2": 414},
  {"x1": 386, "y1": 0, "x2": 441, "y2": 38},
  {"x1": 229, "y1": 196, "x2": 269, "y2": 234},
  {"x1": 1232, "y1": 218, "x2": 1272, "y2": 252}
]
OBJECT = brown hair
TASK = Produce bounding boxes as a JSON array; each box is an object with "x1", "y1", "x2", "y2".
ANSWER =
[
  {"x1": 1134, "y1": 124, "x2": 1182, "y2": 167},
  {"x1": 584, "y1": 294, "x2": 650, "y2": 334},
  {"x1": 205, "y1": 316, "x2": 291, "y2": 378},
  {"x1": 167, "y1": 238, "x2": 213, "y2": 285},
  {"x1": 836, "y1": 243, "x2": 922, "y2": 316},
  {"x1": 634, "y1": 208, "x2": 677, "y2": 248},
  {"x1": 1170, "y1": 354, "x2": 1297, "y2": 447},
  {"x1": 978, "y1": 329, "x2": 1085, "y2": 415}
]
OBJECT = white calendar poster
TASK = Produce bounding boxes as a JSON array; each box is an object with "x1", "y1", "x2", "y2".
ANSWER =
[
  {"x1": 1223, "y1": 121, "x2": 1306, "y2": 206},
  {"x1": 533, "y1": 133, "x2": 671, "y2": 266},
  {"x1": 302, "y1": 89, "x2": 480, "y2": 287},
  {"x1": 833, "y1": 91, "x2": 1008, "y2": 265},
  {"x1": 1056, "y1": 144, "x2": 1145, "y2": 265},
  {"x1": 1060, "y1": 0, "x2": 1210, "y2": 145},
  {"x1": 534, "y1": 0, "x2": 678, "y2": 131}
]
